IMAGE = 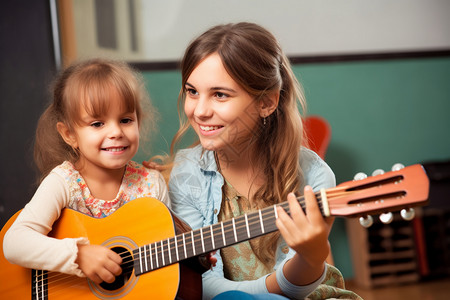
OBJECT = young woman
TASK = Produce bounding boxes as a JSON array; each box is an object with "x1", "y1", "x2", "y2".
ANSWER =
[
  {"x1": 165, "y1": 23, "x2": 360, "y2": 299},
  {"x1": 3, "y1": 58, "x2": 169, "y2": 284}
]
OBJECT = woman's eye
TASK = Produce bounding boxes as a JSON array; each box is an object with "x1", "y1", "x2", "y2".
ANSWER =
[
  {"x1": 186, "y1": 88, "x2": 198, "y2": 96},
  {"x1": 215, "y1": 92, "x2": 228, "y2": 99}
]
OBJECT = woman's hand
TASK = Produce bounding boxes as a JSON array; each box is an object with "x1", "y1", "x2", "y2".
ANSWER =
[
  {"x1": 276, "y1": 185, "x2": 333, "y2": 269},
  {"x1": 76, "y1": 244, "x2": 122, "y2": 284}
]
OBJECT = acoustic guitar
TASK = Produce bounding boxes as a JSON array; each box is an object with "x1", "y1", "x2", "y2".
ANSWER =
[{"x1": 0, "y1": 164, "x2": 429, "y2": 299}]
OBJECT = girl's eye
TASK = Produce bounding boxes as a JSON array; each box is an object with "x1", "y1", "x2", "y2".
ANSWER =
[
  {"x1": 90, "y1": 121, "x2": 103, "y2": 128},
  {"x1": 121, "y1": 118, "x2": 133, "y2": 124}
]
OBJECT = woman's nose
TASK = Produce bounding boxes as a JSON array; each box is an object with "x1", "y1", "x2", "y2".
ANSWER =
[{"x1": 194, "y1": 97, "x2": 213, "y2": 119}]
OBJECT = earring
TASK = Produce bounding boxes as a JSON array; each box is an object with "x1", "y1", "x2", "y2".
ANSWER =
[{"x1": 263, "y1": 116, "x2": 267, "y2": 126}]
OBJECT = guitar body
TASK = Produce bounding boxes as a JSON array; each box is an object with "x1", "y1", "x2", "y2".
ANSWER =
[
  {"x1": 0, "y1": 197, "x2": 201, "y2": 299},
  {"x1": 0, "y1": 210, "x2": 31, "y2": 299}
]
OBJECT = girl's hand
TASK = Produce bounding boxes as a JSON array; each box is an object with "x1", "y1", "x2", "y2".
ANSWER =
[
  {"x1": 275, "y1": 186, "x2": 334, "y2": 268},
  {"x1": 76, "y1": 244, "x2": 122, "y2": 284}
]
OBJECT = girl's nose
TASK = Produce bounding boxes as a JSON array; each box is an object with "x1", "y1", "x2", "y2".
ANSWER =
[{"x1": 108, "y1": 122, "x2": 124, "y2": 139}]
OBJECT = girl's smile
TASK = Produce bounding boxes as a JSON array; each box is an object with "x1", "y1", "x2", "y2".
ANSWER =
[{"x1": 101, "y1": 146, "x2": 129, "y2": 152}]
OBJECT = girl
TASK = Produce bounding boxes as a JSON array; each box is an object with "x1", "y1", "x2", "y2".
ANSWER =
[
  {"x1": 165, "y1": 23, "x2": 360, "y2": 299},
  {"x1": 3, "y1": 58, "x2": 170, "y2": 284}
]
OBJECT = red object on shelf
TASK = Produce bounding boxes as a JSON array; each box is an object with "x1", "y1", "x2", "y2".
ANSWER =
[{"x1": 304, "y1": 115, "x2": 331, "y2": 159}]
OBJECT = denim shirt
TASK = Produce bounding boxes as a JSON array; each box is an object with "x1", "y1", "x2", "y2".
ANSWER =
[{"x1": 169, "y1": 145, "x2": 336, "y2": 299}]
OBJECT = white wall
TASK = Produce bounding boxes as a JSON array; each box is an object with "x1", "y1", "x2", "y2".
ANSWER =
[{"x1": 72, "y1": 0, "x2": 450, "y2": 62}]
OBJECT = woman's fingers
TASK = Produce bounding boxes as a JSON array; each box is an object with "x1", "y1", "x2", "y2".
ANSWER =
[{"x1": 303, "y1": 185, "x2": 325, "y2": 224}]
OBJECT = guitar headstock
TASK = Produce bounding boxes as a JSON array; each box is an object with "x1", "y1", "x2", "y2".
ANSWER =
[{"x1": 327, "y1": 164, "x2": 429, "y2": 226}]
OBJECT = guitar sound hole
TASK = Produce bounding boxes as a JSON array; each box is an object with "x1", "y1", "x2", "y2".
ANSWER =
[{"x1": 99, "y1": 246, "x2": 133, "y2": 291}]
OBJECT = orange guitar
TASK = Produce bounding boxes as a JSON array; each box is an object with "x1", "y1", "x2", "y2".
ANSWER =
[{"x1": 0, "y1": 164, "x2": 429, "y2": 299}]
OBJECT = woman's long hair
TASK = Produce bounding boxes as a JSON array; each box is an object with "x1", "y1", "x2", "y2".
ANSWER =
[{"x1": 171, "y1": 22, "x2": 307, "y2": 264}]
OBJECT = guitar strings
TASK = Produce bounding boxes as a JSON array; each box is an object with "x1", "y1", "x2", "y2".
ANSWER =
[
  {"x1": 118, "y1": 192, "x2": 328, "y2": 268},
  {"x1": 42, "y1": 191, "x2": 328, "y2": 284},
  {"x1": 34, "y1": 190, "x2": 345, "y2": 290}
]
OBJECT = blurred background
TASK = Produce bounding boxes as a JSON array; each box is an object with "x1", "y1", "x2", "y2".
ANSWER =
[{"x1": 1, "y1": 1, "x2": 449, "y2": 297}]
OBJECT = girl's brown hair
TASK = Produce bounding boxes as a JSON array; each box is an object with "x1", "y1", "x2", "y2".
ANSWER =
[
  {"x1": 34, "y1": 58, "x2": 154, "y2": 180},
  {"x1": 171, "y1": 22, "x2": 307, "y2": 264}
]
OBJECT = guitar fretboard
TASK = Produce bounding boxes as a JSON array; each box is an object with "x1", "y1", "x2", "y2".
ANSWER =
[{"x1": 133, "y1": 193, "x2": 325, "y2": 276}]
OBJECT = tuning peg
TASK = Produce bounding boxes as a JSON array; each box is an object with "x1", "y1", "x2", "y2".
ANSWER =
[
  {"x1": 372, "y1": 169, "x2": 385, "y2": 176},
  {"x1": 392, "y1": 163, "x2": 405, "y2": 171},
  {"x1": 400, "y1": 208, "x2": 415, "y2": 220},
  {"x1": 379, "y1": 212, "x2": 394, "y2": 224},
  {"x1": 354, "y1": 172, "x2": 367, "y2": 181},
  {"x1": 359, "y1": 215, "x2": 374, "y2": 228}
]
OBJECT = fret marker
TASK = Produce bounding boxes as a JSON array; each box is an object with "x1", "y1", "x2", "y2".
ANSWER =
[
  {"x1": 210, "y1": 225, "x2": 215, "y2": 249},
  {"x1": 259, "y1": 209, "x2": 265, "y2": 233},
  {"x1": 221, "y1": 222, "x2": 226, "y2": 246},
  {"x1": 320, "y1": 188, "x2": 331, "y2": 217},
  {"x1": 232, "y1": 218, "x2": 238, "y2": 242},
  {"x1": 245, "y1": 214, "x2": 250, "y2": 238}
]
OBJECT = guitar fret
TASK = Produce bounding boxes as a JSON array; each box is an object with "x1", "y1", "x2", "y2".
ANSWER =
[
  {"x1": 259, "y1": 209, "x2": 265, "y2": 233},
  {"x1": 175, "y1": 235, "x2": 179, "y2": 261},
  {"x1": 245, "y1": 213, "x2": 250, "y2": 238},
  {"x1": 155, "y1": 243, "x2": 159, "y2": 268},
  {"x1": 138, "y1": 247, "x2": 143, "y2": 273},
  {"x1": 167, "y1": 238, "x2": 172, "y2": 264},
  {"x1": 149, "y1": 243, "x2": 153, "y2": 269},
  {"x1": 232, "y1": 218, "x2": 238, "y2": 242},
  {"x1": 274, "y1": 205, "x2": 278, "y2": 219},
  {"x1": 166, "y1": 239, "x2": 171, "y2": 265},
  {"x1": 191, "y1": 231, "x2": 196, "y2": 256},
  {"x1": 183, "y1": 233, "x2": 187, "y2": 259},
  {"x1": 221, "y1": 222, "x2": 226, "y2": 246},
  {"x1": 143, "y1": 245, "x2": 148, "y2": 272},
  {"x1": 200, "y1": 228, "x2": 205, "y2": 253},
  {"x1": 161, "y1": 240, "x2": 165, "y2": 266},
  {"x1": 210, "y1": 225, "x2": 215, "y2": 249}
]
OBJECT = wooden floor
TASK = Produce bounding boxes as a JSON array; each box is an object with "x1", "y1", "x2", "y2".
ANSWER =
[{"x1": 345, "y1": 277, "x2": 450, "y2": 300}]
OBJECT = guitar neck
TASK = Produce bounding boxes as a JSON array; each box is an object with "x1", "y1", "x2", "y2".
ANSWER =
[
  {"x1": 134, "y1": 164, "x2": 430, "y2": 276},
  {"x1": 133, "y1": 194, "x2": 319, "y2": 276}
]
